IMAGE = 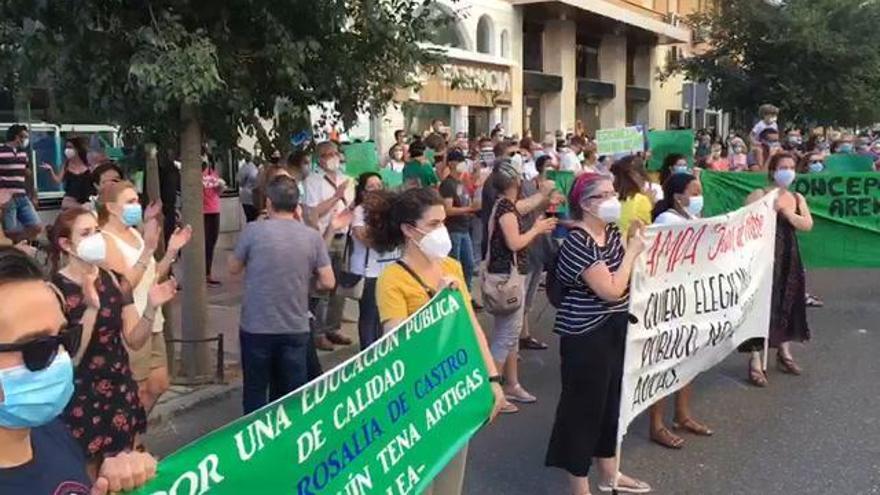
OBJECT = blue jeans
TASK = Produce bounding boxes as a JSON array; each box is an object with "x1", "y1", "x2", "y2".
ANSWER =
[
  {"x1": 239, "y1": 330, "x2": 309, "y2": 414},
  {"x1": 3, "y1": 194, "x2": 41, "y2": 234},
  {"x1": 449, "y1": 231, "x2": 475, "y2": 290}
]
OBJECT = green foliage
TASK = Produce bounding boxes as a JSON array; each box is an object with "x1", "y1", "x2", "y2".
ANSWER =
[
  {"x1": 0, "y1": 0, "x2": 449, "y2": 152},
  {"x1": 665, "y1": 0, "x2": 880, "y2": 127}
]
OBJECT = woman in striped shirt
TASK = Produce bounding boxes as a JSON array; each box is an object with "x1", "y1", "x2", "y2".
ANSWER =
[{"x1": 545, "y1": 173, "x2": 650, "y2": 495}]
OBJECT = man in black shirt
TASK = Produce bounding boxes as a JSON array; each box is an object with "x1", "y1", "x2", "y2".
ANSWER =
[
  {"x1": 439, "y1": 150, "x2": 480, "y2": 292},
  {"x1": 0, "y1": 248, "x2": 157, "y2": 494}
]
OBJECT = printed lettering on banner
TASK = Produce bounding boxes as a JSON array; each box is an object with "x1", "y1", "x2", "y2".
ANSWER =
[
  {"x1": 131, "y1": 288, "x2": 493, "y2": 495},
  {"x1": 617, "y1": 191, "x2": 778, "y2": 442}
]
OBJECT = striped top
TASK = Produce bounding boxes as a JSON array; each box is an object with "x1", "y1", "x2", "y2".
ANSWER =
[
  {"x1": 0, "y1": 144, "x2": 28, "y2": 194},
  {"x1": 553, "y1": 225, "x2": 629, "y2": 336}
]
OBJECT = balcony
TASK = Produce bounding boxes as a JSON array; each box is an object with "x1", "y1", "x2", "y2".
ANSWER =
[{"x1": 511, "y1": 0, "x2": 691, "y2": 44}]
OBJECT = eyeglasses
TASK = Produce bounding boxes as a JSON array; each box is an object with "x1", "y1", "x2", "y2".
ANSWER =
[
  {"x1": 0, "y1": 324, "x2": 82, "y2": 371},
  {"x1": 587, "y1": 191, "x2": 617, "y2": 200}
]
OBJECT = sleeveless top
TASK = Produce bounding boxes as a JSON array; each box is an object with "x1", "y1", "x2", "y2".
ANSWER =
[
  {"x1": 103, "y1": 228, "x2": 165, "y2": 333},
  {"x1": 62, "y1": 168, "x2": 95, "y2": 204}
]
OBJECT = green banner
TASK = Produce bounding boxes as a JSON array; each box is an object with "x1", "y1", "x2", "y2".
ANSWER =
[
  {"x1": 701, "y1": 171, "x2": 880, "y2": 268},
  {"x1": 546, "y1": 170, "x2": 575, "y2": 215},
  {"x1": 596, "y1": 127, "x2": 644, "y2": 156},
  {"x1": 647, "y1": 130, "x2": 694, "y2": 172},
  {"x1": 342, "y1": 141, "x2": 380, "y2": 179},
  {"x1": 133, "y1": 289, "x2": 492, "y2": 495},
  {"x1": 824, "y1": 153, "x2": 874, "y2": 173}
]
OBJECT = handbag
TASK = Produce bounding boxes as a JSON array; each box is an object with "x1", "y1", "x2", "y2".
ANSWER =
[
  {"x1": 480, "y1": 200, "x2": 526, "y2": 315},
  {"x1": 338, "y1": 231, "x2": 369, "y2": 300}
]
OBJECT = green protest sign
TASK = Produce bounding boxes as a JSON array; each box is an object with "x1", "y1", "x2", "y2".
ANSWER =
[
  {"x1": 647, "y1": 130, "x2": 694, "y2": 172},
  {"x1": 596, "y1": 127, "x2": 644, "y2": 156},
  {"x1": 132, "y1": 289, "x2": 492, "y2": 495},
  {"x1": 342, "y1": 142, "x2": 380, "y2": 179},
  {"x1": 546, "y1": 170, "x2": 575, "y2": 215},
  {"x1": 701, "y1": 171, "x2": 880, "y2": 268},
  {"x1": 824, "y1": 153, "x2": 874, "y2": 173}
]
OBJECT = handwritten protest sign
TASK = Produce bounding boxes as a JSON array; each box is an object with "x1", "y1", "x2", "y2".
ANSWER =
[
  {"x1": 342, "y1": 141, "x2": 380, "y2": 179},
  {"x1": 132, "y1": 288, "x2": 492, "y2": 495},
  {"x1": 618, "y1": 193, "x2": 777, "y2": 442},
  {"x1": 701, "y1": 171, "x2": 880, "y2": 268},
  {"x1": 647, "y1": 130, "x2": 694, "y2": 172},
  {"x1": 596, "y1": 127, "x2": 645, "y2": 156}
]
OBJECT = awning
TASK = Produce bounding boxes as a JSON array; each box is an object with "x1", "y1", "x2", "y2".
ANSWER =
[{"x1": 512, "y1": 0, "x2": 691, "y2": 44}]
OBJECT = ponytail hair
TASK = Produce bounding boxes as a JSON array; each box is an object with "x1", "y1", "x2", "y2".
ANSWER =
[
  {"x1": 49, "y1": 207, "x2": 93, "y2": 273},
  {"x1": 363, "y1": 187, "x2": 443, "y2": 253},
  {"x1": 97, "y1": 180, "x2": 136, "y2": 226},
  {"x1": 652, "y1": 173, "x2": 696, "y2": 221}
]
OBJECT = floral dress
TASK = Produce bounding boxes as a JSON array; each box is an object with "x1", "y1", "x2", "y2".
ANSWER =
[{"x1": 54, "y1": 269, "x2": 146, "y2": 459}]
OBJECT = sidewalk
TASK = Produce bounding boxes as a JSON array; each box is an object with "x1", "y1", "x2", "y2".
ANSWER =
[{"x1": 149, "y1": 237, "x2": 362, "y2": 429}]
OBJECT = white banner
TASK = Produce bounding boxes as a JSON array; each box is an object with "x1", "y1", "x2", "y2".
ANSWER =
[{"x1": 618, "y1": 191, "x2": 779, "y2": 441}]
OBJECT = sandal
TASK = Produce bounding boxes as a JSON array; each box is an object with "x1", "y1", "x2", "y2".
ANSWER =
[
  {"x1": 504, "y1": 385, "x2": 537, "y2": 404},
  {"x1": 748, "y1": 365, "x2": 768, "y2": 387},
  {"x1": 598, "y1": 474, "x2": 652, "y2": 494},
  {"x1": 776, "y1": 353, "x2": 802, "y2": 375},
  {"x1": 673, "y1": 417, "x2": 714, "y2": 436},
  {"x1": 499, "y1": 401, "x2": 519, "y2": 414},
  {"x1": 649, "y1": 426, "x2": 684, "y2": 449},
  {"x1": 519, "y1": 336, "x2": 548, "y2": 350},
  {"x1": 805, "y1": 293, "x2": 824, "y2": 308}
]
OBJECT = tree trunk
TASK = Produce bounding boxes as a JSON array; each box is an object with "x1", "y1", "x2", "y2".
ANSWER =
[
  {"x1": 178, "y1": 104, "x2": 211, "y2": 380},
  {"x1": 144, "y1": 143, "x2": 176, "y2": 374}
]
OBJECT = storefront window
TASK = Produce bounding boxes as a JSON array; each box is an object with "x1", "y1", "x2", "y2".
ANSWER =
[{"x1": 404, "y1": 103, "x2": 451, "y2": 137}]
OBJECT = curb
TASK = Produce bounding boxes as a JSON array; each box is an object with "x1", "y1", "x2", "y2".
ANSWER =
[{"x1": 147, "y1": 381, "x2": 242, "y2": 430}]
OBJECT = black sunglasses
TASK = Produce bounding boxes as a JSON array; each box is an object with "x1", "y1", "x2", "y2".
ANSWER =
[{"x1": 0, "y1": 324, "x2": 82, "y2": 372}]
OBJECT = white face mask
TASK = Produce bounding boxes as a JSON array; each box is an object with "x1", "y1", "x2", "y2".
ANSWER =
[
  {"x1": 19, "y1": 138, "x2": 29, "y2": 149},
  {"x1": 455, "y1": 161, "x2": 469, "y2": 174},
  {"x1": 75, "y1": 233, "x2": 107, "y2": 264},
  {"x1": 393, "y1": 151, "x2": 404, "y2": 161},
  {"x1": 324, "y1": 157, "x2": 340, "y2": 172},
  {"x1": 415, "y1": 226, "x2": 452, "y2": 260},
  {"x1": 64, "y1": 148, "x2": 76, "y2": 159},
  {"x1": 510, "y1": 154, "x2": 524, "y2": 174},
  {"x1": 592, "y1": 197, "x2": 622, "y2": 224},
  {"x1": 684, "y1": 195, "x2": 704, "y2": 217}
]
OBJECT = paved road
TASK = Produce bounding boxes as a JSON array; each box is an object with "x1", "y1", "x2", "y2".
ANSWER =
[{"x1": 145, "y1": 269, "x2": 880, "y2": 494}]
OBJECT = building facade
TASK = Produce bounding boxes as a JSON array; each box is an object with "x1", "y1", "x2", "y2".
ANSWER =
[{"x1": 372, "y1": 0, "x2": 523, "y2": 156}]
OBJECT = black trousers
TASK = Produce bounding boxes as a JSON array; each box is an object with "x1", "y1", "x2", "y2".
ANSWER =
[
  {"x1": 545, "y1": 312, "x2": 628, "y2": 477},
  {"x1": 357, "y1": 278, "x2": 383, "y2": 351},
  {"x1": 241, "y1": 204, "x2": 259, "y2": 223},
  {"x1": 204, "y1": 213, "x2": 220, "y2": 277}
]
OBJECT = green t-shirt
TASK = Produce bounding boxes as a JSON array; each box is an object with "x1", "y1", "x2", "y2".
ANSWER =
[{"x1": 402, "y1": 160, "x2": 439, "y2": 187}]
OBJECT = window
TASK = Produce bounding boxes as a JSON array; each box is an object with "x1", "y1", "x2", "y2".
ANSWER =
[
  {"x1": 626, "y1": 45, "x2": 636, "y2": 86},
  {"x1": 425, "y1": 4, "x2": 467, "y2": 49},
  {"x1": 523, "y1": 23, "x2": 543, "y2": 71},
  {"x1": 500, "y1": 30, "x2": 510, "y2": 59},
  {"x1": 476, "y1": 15, "x2": 494, "y2": 55},
  {"x1": 576, "y1": 40, "x2": 600, "y2": 79}
]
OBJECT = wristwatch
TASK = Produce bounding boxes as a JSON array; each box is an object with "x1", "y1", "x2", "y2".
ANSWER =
[{"x1": 489, "y1": 375, "x2": 502, "y2": 384}]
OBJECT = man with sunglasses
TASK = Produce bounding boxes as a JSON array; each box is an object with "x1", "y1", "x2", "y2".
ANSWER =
[{"x1": 0, "y1": 247, "x2": 157, "y2": 494}]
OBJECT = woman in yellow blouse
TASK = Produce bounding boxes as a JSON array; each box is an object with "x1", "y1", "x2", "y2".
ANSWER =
[
  {"x1": 611, "y1": 156, "x2": 655, "y2": 234},
  {"x1": 365, "y1": 187, "x2": 504, "y2": 495}
]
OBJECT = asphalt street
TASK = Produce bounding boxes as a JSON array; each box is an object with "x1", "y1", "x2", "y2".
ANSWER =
[{"x1": 145, "y1": 269, "x2": 880, "y2": 494}]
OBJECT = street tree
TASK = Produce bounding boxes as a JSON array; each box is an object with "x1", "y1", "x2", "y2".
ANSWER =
[
  {"x1": 0, "y1": 0, "x2": 450, "y2": 378},
  {"x1": 665, "y1": 0, "x2": 880, "y2": 128}
]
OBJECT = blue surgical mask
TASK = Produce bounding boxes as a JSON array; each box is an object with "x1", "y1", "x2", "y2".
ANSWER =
[
  {"x1": 773, "y1": 169, "x2": 797, "y2": 188},
  {"x1": 838, "y1": 143, "x2": 854, "y2": 154},
  {"x1": 808, "y1": 161, "x2": 824, "y2": 173},
  {"x1": 673, "y1": 165, "x2": 689, "y2": 175},
  {"x1": 0, "y1": 352, "x2": 74, "y2": 429},
  {"x1": 685, "y1": 195, "x2": 704, "y2": 217},
  {"x1": 122, "y1": 203, "x2": 143, "y2": 226}
]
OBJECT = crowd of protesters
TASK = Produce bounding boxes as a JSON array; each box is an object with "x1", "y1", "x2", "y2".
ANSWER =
[{"x1": 0, "y1": 100, "x2": 856, "y2": 493}]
